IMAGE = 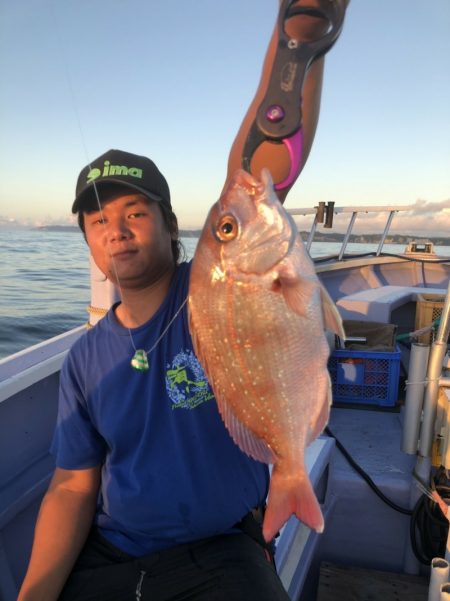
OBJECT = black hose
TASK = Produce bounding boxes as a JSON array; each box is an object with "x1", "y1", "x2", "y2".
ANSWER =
[
  {"x1": 325, "y1": 426, "x2": 450, "y2": 564},
  {"x1": 409, "y1": 484, "x2": 449, "y2": 564},
  {"x1": 325, "y1": 426, "x2": 412, "y2": 515}
]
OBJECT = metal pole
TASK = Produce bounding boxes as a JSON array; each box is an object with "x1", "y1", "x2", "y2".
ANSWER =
[
  {"x1": 441, "y1": 583, "x2": 450, "y2": 601},
  {"x1": 89, "y1": 255, "x2": 118, "y2": 326},
  {"x1": 338, "y1": 211, "x2": 357, "y2": 260},
  {"x1": 402, "y1": 343, "x2": 430, "y2": 454},
  {"x1": 437, "y1": 283, "x2": 450, "y2": 345},
  {"x1": 428, "y1": 558, "x2": 450, "y2": 601},
  {"x1": 418, "y1": 281, "x2": 450, "y2": 457},
  {"x1": 376, "y1": 210, "x2": 396, "y2": 256},
  {"x1": 306, "y1": 216, "x2": 318, "y2": 255}
]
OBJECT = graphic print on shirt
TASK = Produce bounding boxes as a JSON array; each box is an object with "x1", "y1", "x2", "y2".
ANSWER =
[{"x1": 166, "y1": 349, "x2": 214, "y2": 410}]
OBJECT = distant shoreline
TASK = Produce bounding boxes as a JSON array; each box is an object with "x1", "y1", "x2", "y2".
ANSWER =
[{"x1": 27, "y1": 225, "x2": 450, "y2": 247}]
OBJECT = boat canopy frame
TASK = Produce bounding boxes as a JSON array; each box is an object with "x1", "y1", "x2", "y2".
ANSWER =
[{"x1": 288, "y1": 204, "x2": 416, "y2": 259}]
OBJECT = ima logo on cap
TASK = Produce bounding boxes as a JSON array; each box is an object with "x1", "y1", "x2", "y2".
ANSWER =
[{"x1": 86, "y1": 160, "x2": 143, "y2": 184}]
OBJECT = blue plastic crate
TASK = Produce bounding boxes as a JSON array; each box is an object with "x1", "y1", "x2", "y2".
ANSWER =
[{"x1": 328, "y1": 346, "x2": 401, "y2": 407}]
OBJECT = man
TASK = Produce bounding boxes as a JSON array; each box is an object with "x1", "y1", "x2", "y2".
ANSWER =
[
  {"x1": 18, "y1": 149, "x2": 290, "y2": 601},
  {"x1": 19, "y1": 2, "x2": 348, "y2": 596}
]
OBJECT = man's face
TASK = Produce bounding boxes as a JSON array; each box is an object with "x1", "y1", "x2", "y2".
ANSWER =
[{"x1": 83, "y1": 191, "x2": 174, "y2": 289}]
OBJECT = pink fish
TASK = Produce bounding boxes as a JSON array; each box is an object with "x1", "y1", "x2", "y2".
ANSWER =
[{"x1": 188, "y1": 169, "x2": 344, "y2": 541}]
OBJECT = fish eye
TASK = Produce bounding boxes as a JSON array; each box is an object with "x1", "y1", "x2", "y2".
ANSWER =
[{"x1": 215, "y1": 215, "x2": 238, "y2": 242}]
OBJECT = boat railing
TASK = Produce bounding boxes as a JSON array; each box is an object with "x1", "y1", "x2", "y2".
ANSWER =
[
  {"x1": 0, "y1": 326, "x2": 85, "y2": 403},
  {"x1": 287, "y1": 204, "x2": 415, "y2": 259}
]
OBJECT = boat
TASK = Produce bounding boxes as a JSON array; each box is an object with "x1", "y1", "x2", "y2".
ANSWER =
[{"x1": 1, "y1": 203, "x2": 449, "y2": 600}]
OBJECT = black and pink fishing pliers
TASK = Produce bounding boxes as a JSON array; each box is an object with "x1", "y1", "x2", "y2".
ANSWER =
[{"x1": 242, "y1": 0, "x2": 347, "y2": 192}]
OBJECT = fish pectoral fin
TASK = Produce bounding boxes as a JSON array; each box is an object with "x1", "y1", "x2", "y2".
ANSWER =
[
  {"x1": 277, "y1": 268, "x2": 317, "y2": 319},
  {"x1": 277, "y1": 264, "x2": 345, "y2": 338},
  {"x1": 320, "y1": 285, "x2": 346, "y2": 338}
]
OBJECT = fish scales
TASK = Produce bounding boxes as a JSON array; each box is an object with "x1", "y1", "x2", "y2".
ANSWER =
[
  {"x1": 208, "y1": 280, "x2": 322, "y2": 451},
  {"x1": 188, "y1": 169, "x2": 345, "y2": 541}
]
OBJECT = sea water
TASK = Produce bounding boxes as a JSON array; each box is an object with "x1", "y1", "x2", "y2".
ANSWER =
[{"x1": 0, "y1": 229, "x2": 449, "y2": 360}]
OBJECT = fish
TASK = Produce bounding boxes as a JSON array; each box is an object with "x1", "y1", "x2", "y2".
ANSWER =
[{"x1": 188, "y1": 168, "x2": 345, "y2": 542}]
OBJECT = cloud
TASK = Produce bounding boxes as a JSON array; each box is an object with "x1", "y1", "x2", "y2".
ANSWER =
[
  {"x1": 408, "y1": 199, "x2": 450, "y2": 216},
  {"x1": 392, "y1": 199, "x2": 450, "y2": 236}
]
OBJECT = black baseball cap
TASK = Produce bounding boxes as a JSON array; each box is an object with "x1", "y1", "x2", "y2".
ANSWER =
[{"x1": 72, "y1": 149, "x2": 171, "y2": 213}]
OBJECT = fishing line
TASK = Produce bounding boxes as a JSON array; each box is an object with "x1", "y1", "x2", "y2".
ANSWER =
[
  {"x1": 49, "y1": 2, "x2": 130, "y2": 325},
  {"x1": 49, "y1": 1, "x2": 186, "y2": 371}
]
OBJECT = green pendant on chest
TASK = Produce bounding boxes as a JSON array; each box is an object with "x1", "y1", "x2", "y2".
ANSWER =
[{"x1": 131, "y1": 349, "x2": 149, "y2": 372}]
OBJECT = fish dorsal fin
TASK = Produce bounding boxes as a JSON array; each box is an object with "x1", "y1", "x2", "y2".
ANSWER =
[
  {"x1": 218, "y1": 393, "x2": 276, "y2": 465},
  {"x1": 320, "y1": 286, "x2": 346, "y2": 338}
]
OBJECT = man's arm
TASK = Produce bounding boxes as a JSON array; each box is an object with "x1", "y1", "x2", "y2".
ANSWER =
[{"x1": 17, "y1": 465, "x2": 101, "y2": 601}]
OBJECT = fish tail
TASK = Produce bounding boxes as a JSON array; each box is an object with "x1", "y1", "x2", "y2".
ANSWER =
[{"x1": 262, "y1": 464, "x2": 324, "y2": 542}]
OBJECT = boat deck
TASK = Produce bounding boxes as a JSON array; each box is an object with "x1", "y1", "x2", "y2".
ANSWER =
[
  {"x1": 328, "y1": 405, "x2": 413, "y2": 492},
  {"x1": 317, "y1": 562, "x2": 428, "y2": 601},
  {"x1": 322, "y1": 405, "x2": 416, "y2": 571},
  {"x1": 298, "y1": 404, "x2": 421, "y2": 600}
]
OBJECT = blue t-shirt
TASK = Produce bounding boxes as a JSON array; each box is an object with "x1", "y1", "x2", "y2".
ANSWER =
[{"x1": 51, "y1": 262, "x2": 269, "y2": 556}]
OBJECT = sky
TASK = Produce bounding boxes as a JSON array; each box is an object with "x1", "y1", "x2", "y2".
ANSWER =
[{"x1": 0, "y1": 0, "x2": 449, "y2": 235}]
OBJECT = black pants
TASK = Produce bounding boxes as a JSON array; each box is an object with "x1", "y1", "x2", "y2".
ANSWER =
[{"x1": 58, "y1": 529, "x2": 291, "y2": 601}]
